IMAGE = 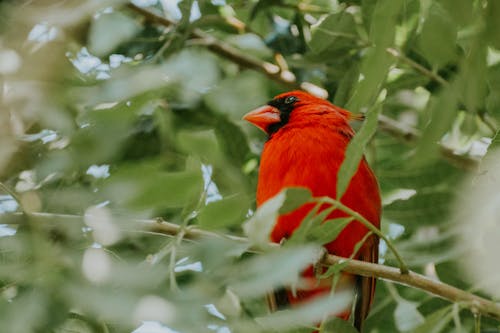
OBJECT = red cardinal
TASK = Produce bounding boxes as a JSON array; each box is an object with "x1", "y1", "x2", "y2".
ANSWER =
[{"x1": 243, "y1": 90, "x2": 380, "y2": 331}]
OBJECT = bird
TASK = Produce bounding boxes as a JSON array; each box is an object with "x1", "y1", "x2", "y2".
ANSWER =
[{"x1": 243, "y1": 90, "x2": 381, "y2": 331}]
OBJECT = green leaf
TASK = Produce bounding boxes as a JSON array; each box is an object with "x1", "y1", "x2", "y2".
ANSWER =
[
  {"x1": 439, "y1": 0, "x2": 473, "y2": 27},
  {"x1": 322, "y1": 317, "x2": 359, "y2": 333},
  {"x1": 104, "y1": 160, "x2": 203, "y2": 210},
  {"x1": 309, "y1": 11, "x2": 358, "y2": 54},
  {"x1": 198, "y1": 194, "x2": 248, "y2": 229},
  {"x1": 307, "y1": 217, "x2": 353, "y2": 245},
  {"x1": 346, "y1": 0, "x2": 402, "y2": 112},
  {"x1": 70, "y1": 103, "x2": 137, "y2": 167},
  {"x1": 177, "y1": 129, "x2": 221, "y2": 162},
  {"x1": 279, "y1": 187, "x2": 312, "y2": 214},
  {"x1": 88, "y1": 11, "x2": 141, "y2": 57},
  {"x1": 455, "y1": 42, "x2": 487, "y2": 113},
  {"x1": 417, "y1": 2, "x2": 457, "y2": 68},
  {"x1": 243, "y1": 190, "x2": 286, "y2": 248},
  {"x1": 214, "y1": 114, "x2": 251, "y2": 168},
  {"x1": 334, "y1": 63, "x2": 360, "y2": 106},
  {"x1": 286, "y1": 205, "x2": 335, "y2": 245},
  {"x1": 243, "y1": 188, "x2": 311, "y2": 247},
  {"x1": 163, "y1": 49, "x2": 220, "y2": 107},
  {"x1": 394, "y1": 300, "x2": 425, "y2": 331},
  {"x1": 383, "y1": 190, "x2": 455, "y2": 229},
  {"x1": 229, "y1": 246, "x2": 320, "y2": 298},
  {"x1": 411, "y1": 88, "x2": 457, "y2": 167},
  {"x1": 226, "y1": 33, "x2": 273, "y2": 58},
  {"x1": 255, "y1": 291, "x2": 352, "y2": 331},
  {"x1": 204, "y1": 71, "x2": 268, "y2": 120},
  {"x1": 337, "y1": 102, "x2": 382, "y2": 199},
  {"x1": 486, "y1": 1, "x2": 500, "y2": 50},
  {"x1": 411, "y1": 306, "x2": 453, "y2": 333}
]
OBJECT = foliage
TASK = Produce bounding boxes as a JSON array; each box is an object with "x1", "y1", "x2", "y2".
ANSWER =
[{"x1": 0, "y1": 0, "x2": 499, "y2": 332}]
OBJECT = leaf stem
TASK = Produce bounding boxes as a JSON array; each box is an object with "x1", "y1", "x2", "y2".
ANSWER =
[{"x1": 313, "y1": 196, "x2": 409, "y2": 274}]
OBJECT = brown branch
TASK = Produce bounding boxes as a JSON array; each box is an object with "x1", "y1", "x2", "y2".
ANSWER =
[
  {"x1": 2, "y1": 211, "x2": 500, "y2": 321},
  {"x1": 126, "y1": 3, "x2": 327, "y2": 97},
  {"x1": 377, "y1": 114, "x2": 480, "y2": 170}
]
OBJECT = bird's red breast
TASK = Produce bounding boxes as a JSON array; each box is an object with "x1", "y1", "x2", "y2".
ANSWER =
[{"x1": 243, "y1": 90, "x2": 381, "y2": 330}]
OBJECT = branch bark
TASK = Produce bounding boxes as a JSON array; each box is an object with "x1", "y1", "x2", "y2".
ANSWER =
[
  {"x1": 125, "y1": 3, "x2": 480, "y2": 171},
  {"x1": 2, "y1": 212, "x2": 500, "y2": 321}
]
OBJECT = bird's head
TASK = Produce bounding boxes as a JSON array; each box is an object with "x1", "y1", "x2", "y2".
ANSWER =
[{"x1": 243, "y1": 90, "x2": 358, "y2": 135}]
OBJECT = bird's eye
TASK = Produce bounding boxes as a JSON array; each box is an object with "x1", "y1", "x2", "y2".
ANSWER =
[{"x1": 284, "y1": 96, "x2": 297, "y2": 105}]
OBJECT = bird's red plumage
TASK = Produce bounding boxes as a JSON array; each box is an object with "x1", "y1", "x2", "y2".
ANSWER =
[{"x1": 245, "y1": 90, "x2": 381, "y2": 329}]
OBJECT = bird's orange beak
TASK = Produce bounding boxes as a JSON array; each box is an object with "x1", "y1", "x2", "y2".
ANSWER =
[{"x1": 243, "y1": 105, "x2": 281, "y2": 133}]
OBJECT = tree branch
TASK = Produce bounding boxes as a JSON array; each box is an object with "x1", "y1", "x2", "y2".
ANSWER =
[
  {"x1": 2, "y1": 211, "x2": 500, "y2": 321},
  {"x1": 125, "y1": 3, "x2": 480, "y2": 171},
  {"x1": 126, "y1": 3, "x2": 326, "y2": 98}
]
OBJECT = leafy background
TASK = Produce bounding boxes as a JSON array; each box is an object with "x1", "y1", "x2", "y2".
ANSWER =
[{"x1": 0, "y1": 0, "x2": 499, "y2": 332}]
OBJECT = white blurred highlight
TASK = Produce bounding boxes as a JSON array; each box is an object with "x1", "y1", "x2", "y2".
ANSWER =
[
  {"x1": 0, "y1": 49, "x2": 22, "y2": 74},
  {"x1": 86, "y1": 164, "x2": 111, "y2": 179},
  {"x1": 84, "y1": 205, "x2": 121, "y2": 246},
  {"x1": 133, "y1": 295, "x2": 176, "y2": 325},
  {"x1": 456, "y1": 149, "x2": 500, "y2": 298},
  {"x1": 82, "y1": 247, "x2": 111, "y2": 283}
]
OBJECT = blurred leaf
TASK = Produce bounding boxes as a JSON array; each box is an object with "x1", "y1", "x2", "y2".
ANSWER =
[
  {"x1": 322, "y1": 317, "x2": 359, "y2": 333},
  {"x1": 55, "y1": 317, "x2": 94, "y2": 333},
  {"x1": 486, "y1": 1, "x2": 500, "y2": 50},
  {"x1": 411, "y1": 88, "x2": 457, "y2": 167},
  {"x1": 226, "y1": 33, "x2": 273, "y2": 58},
  {"x1": 334, "y1": 63, "x2": 360, "y2": 106},
  {"x1": 177, "y1": 129, "x2": 221, "y2": 162},
  {"x1": 104, "y1": 159, "x2": 203, "y2": 210},
  {"x1": 412, "y1": 306, "x2": 453, "y2": 333},
  {"x1": 337, "y1": 102, "x2": 381, "y2": 199},
  {"x1": 309, "y1": 11, "x2": 359, "y2": 55},
  {"x1": 229, "y1": 246, "x2": 320, "y2": 298},
  {"x1": 204, "y1": 71, "x2": 268, "y2": 120},
  {"x1": 279, "y1": 187, "x2": 312, "y2": 214},
  {"x1": 439, "y1": 0, "x2": 473, "y2": 27},
  {"x1": 456, "y1": 42, "x2": 487, "y2": 113},
  {"x1": 213, "y1": 114, "x2": 250, "y2": 168},
  {"x1": 417, "y1": 2, "x2": 457, "y2": 68},
  {"x1": 64, "y1": 284, "x2": 141, "y2": 327},
  {"x1": 486, "y1": 64, "x2": 500, "y2": 120},
  {"x1": 434, "y1": 261, "x2": 469, "y2": 291},
  {"x1": 88, "y1": 11, "x2": 141, "y2": 57},
  {"x1": 346, "y1": 0, "x2": 402, "y2": 112},
  {"x1": 250, "y1": 0, "x2": 282, "y2": 20},
  {"x1": 198, "y1": 194, "x2": 248, "y2": 229},
  {"x1": 243, "y1": 190, "x2": 286, "y2": 248},
  {"x1": 163, "y1": 49, "x2": 220, "y2": 107},
  {"x1": 70, "y1": 103, "x2": 137, "y2": 167},
  {"x1": 394, "y1": 300, "x2": 425, "y2": 331},
  {"x1": 383, "y1": 190, "x2": 454, "y2": 230},
  {"x1": 255, "y1": 292, "x2": 352, "y2": 331}
]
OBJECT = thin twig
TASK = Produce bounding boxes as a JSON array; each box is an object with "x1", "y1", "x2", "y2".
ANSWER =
[
  {"x1": 386, "y1": 47, "x2": 448, "y2": 86},
  {"x1": 125, "y1": 3, "x2": 325, "y2": 96},
  {"x1": 3, "y1": 211, "x2": 500, "y2": 321}
]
